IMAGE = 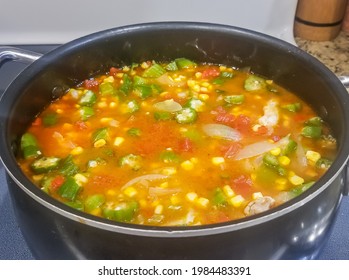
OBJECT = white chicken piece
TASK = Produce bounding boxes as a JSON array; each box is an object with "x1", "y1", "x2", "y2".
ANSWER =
[
  {"x1": 258, "y1": 100, "x2": 279, "y2": 133},
  {"x1": 244, "y1": 196, "x2": 275, "y2": 216}
]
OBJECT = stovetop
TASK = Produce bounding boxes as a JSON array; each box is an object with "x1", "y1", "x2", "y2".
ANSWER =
[{"x1": 0, "y1": 45, "x2": 349, "y2": 260}]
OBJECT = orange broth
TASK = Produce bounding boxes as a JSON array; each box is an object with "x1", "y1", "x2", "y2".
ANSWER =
[{"x1": 17, "y1": 58, "x2": 337, "y2": 226}]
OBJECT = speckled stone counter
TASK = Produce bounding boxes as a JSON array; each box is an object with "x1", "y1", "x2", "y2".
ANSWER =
[{"x1": 295, "y1": 31, "x2": 349, "y2": 76}]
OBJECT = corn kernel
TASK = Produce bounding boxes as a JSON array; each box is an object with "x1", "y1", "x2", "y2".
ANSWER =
[
  {"x1": 170, "y1": 195, "x2": 181, "y2": 205},
  {"x1": 193, "y1": 84, "x2": 201, "y2": 92},
  {"x1": 202, "y1": 82, "x2": 210, "y2": 88},
  {"x1": 223, "y1": 185, "x2": 235, "y2": 198},
  {"x1": 289, "y1": 175, "x2": 304, "y2": 186},
  {"x1": 141, "y1": 62, "x2": 149, "y2": 69},
  {"x1": 181, "y1": 160, "x2": 194, "y2": 171},
  {"x1": 187, "y1": 79, "x2": 196, "y2": 87},
  {"x1": 252, "y1": 192, "x2": 263, "y2": 200},
  {"x1": 109, "y1": 101, "x2": 118, "y2": 108},
  {"x1": 70, "y1": 146, "x2": 84, "y2": 155},
  {"x1": 276, "y1": 178, "x2": 288, "y2": 185},
  {"x1": 159, "y1": 182, "x2": 169, "y2": 188},
  {"x1": 62, "y1": 123, "x2": 73, "y2": 130},
  {"x1": 94, "y1": 139, "x2": 107, "y2": 148},
  {"x1": 190, "y1": 157, "x2": 199, "y2": 164},
  {"x1": 100, "y1": 117, "x2": 113, "y2": 124},
  {"x1": 270, "y1": 147, "x2": 281, "y2": 156},
  {"x1": 113, "y1": 137, "x2": 125, "y2": 146},
  {"x1": 106, "y1": 189, "x2": 116, "y2": 196},
  {"x1": 122, "y1": 66, "x2": 130, "y2": 72},
  {"x1": 195, "y1": 72, "x2": 202, "y2": 78},
  {"x1": 278, "y1": 156, "x2": 291, "y2": 166},
  {"x1": 186, "y1": 192, "x2": 198, "y2": 202},
  {"x1": 219, "y1": 66, "x2": 227, "y2": 71},
  {"x1": 154, "y1": 205, "x2": 163, "y2": 215},
  {"x1": 199, "y1": 93, "x2": 209, "y2": 101},
  {"x1": 33, "y1": 174, "x2": 44, "y2": 182},
  {"x1": 252, "y1": 124, "x2": 262, "y2": 132},
  {"x1": 97, "y1": 101, "x2": 108, "y2": 108},
  {"x1": 139, "y1": 199, "x2": 147, "y2": 208},
  {"x1": 123, "y1": 186, "x2": 137, "y2": 197},
  {"x1": 212, "y1": 157, "x2": 225, "y2": 165},
  {"x1": 161, "y1": 167, "x2": 177, "y2": 175},
  {"x1": 229, "y1": 195, "x2": 245, "y2": 207},
  {"x1": 266, "y1": 79, "x2": 273, "y2": 85},
  {"x1": 116, "y1": 73, "x2": 124, "y2": 78},
  {"x1": 103, "y1": 76, "x2": 114, "y2": 83},
  {"x1": 196, "y1": 197, "x2": 210, "y2": 209},
  {"x1": 306, "y1": 151, "x2": 321, "y2": 164},
  {"x1": 151, "y1": 200, "x2": 160, "y2": 207},
  {"x1": 74, "y1": 173, "x2": 88, "y2": 186}
]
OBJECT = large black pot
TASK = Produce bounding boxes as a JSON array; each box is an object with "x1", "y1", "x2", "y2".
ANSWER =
[{"x1": 1, "y1": 22, "x2": 349, "y2": 260}]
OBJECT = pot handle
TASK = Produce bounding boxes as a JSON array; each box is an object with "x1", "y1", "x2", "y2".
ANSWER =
[{"x1": 0, "y1": 46, "x2": 42, "y2": 67}]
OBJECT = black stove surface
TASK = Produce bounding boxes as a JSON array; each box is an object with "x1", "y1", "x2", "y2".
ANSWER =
[{"x1": 0, "y1": 45, "x2": 348, "y2": 260}]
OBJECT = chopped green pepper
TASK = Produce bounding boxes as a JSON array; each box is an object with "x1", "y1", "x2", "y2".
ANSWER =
[
  {"x1": 281, "y1": 103, "x2": 302, "y2": 112},
  {"x1": 142, "y1": 63, "x2": 166, "y2": 78},
  {"x1": 58, "y1": 176, "x2": 82, "y2": 201},
  {"x1": 159, "y1": 150, "x2": 180, "y2": 163},
  {"x1": 127, "y1": 127, "x2": 142, "y2": 137},
  {"x1": 42, "y1": 112, "x2": 58, "y2": 127},
  {"x1": 20, "y1": 132, "x2": 41, "y2": 159},
  {"x1": 301, "y1": 126, "x2": 322, "y2": 138},
  {"x1": 213, "y1": 188, "x2": 227, "y2": 206},
  {"x1": 102, "y1": 201, "x2": 139, "y2": 222},
  {"x1": 174, "y1": 58, "x2": 197, "y2": 69},
  {"x1": 80, "y1": 106, "x2": 94, "y2": 120},
  {"x1": 224, "y1": 94, "x2": 245, "y2": 105},
  {"x1": 79, "y1": 90, "x2": 97, "y2": 106},
  {"x1": 175, "y1": 108, "x2": 198, "y2": 124},
  {"x1": 99, "y1": 82, "x2": 115, "y2": 95},
  {"x1": 92, "y1": 127, "x2": 109, "y2": 142},
  {"x1": 84, "y1": 194, "x2": 105, "y2": 212},
  {"x1": 154, "y1": 111, "x2": 172, "y2": 121},
  {"x1": 119, "y1": 74, "x2": 133, "y2": 96},
  {"x1": 263, "y1": 153, "x2": 286, "y2": 176},
  {"x1": 59, "y1": 155, "x2": 79, "y2": 176},
  {"x1": 31, "y1": 156, "x2": 61, "y2": 174}
]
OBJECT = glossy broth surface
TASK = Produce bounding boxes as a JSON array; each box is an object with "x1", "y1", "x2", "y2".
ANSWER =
[{"x1": 17, "y1": 58, "x2": 337, "y2": 226}]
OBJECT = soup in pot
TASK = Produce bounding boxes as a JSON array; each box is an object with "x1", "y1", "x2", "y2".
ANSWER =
[{"x1": 17, "y1": 58, "x2": 337, "y2": 226}]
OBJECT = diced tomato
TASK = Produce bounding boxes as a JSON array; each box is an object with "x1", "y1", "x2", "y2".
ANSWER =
[
  {"x1": 109, "y1": 67, "x2": 120, "y2": 76},
  {"x1": 32, "y1": 117, "x2": 42, "y2": 126},
  {"x1": 202, "y1": 67, "x2": 220, "y2": 79},
  {"x1": 205, "y1": 210, "x2": 230, "y2": 224},
  {"x1": 215, "y1": 112, "x2": 235, "y2": 126},
  {"x1": 271, "y1": 135, "x2": 281, "y2": 142},
  {"x1": 231, "y1": 175, "x2": 253, "y2": 197},
  {"x1": 255, "y1": 125, "x2": 269, "y2": 135},
  {"x1": 221, "y1": 143, "x2": 241, "y2": 158},
  {"x1": 177, "y1": 137, "x2": 194, "y2": 153},
  {"x1": 51, "y1": 175, "x2": 65, "y2": 190},
  {"x1": 75, "y1": 120, "x2": 88, "y2": 130},
  {"x1": 83, "y1": 79, "x2": 99, "y2": 90},
  {"x1": 233, "y1": 114, "x2": 251, "y2": 133}
]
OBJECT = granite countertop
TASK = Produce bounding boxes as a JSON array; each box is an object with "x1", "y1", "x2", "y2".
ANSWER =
[{"x1": 295, "y1": 31, "x2": 349, "y2": 76}]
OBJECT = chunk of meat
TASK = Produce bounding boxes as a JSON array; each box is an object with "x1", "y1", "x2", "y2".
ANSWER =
[{"x1": 244, "y1": 196, "x2": 275, "y2": 216}]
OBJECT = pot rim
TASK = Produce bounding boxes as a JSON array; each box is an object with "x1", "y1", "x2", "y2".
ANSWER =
[{"x1": 1, "y1": 21, "x2": 349, "y2": 238}]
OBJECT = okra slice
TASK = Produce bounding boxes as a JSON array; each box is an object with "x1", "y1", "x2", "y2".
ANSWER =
[
  {"x1": 224, "y1": 95, "x2": 245, "y2": 105},
  {"x1": 119, "y1": 154, "x2": 143, "y2": 170},
  {"x1": 142, "y1": 63, "x2": 166, "y2": 78},
  {"x1": 20, "y1": 132, "x2": 42, "y2": 159},
  {"x1": 244, "y1": 75, "x2": 266, "y2": 91},
  {"x1": 31, "y1": 156, "x2": 61, "y2": 174},
  {"x1": 79, "y1": 90, "x2": 97, "y2": 106},
  {"x1": 102, "y1": 201, "x2": 139, "y2": 222},
  {"x1": 58, "y1": 176, "x2": 82, "y2": 201},
  {"x1": 175, "y1": 108, "x2": 198, "y2": 124},
  {"x1": 85, "y1": 194, "x2": 106, "y2": 212}
]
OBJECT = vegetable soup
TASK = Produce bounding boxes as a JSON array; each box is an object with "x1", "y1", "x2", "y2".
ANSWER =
[{"x1": 17, "y1": 58, "x2": 337, "y2": 226}]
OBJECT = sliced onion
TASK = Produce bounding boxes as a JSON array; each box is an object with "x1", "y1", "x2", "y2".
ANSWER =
[
  {"x1": 156, "y1": 73, "x2": 186, "y2": 87},
  {"x1": 121, "y1": 174, "x2": 168, "y2": 190},
  {"x1": 153, "y1": 99, "x2": 182, "y2": 112},
  {"x1": 202, "y1": 124, "x2": 242, "y2": 141},
  {"x1": 234, "y1": 136, "x2": 289, "y2": 160},
  {"x1": 296, "y1": 137, "x2": 308, "y2": 167},
  {"x1": 149, "y1": 187, "x2": 180, "y2": 197}
]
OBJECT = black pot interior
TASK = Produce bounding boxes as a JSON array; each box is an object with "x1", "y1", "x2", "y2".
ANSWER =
[{"x1": 2, "y1": 22, "x2": 349, "y2": 230}]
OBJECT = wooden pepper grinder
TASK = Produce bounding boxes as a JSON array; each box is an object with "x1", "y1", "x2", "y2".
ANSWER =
[{"x1": 294, "y1": 0, "x2": 348, "y2": 41}]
